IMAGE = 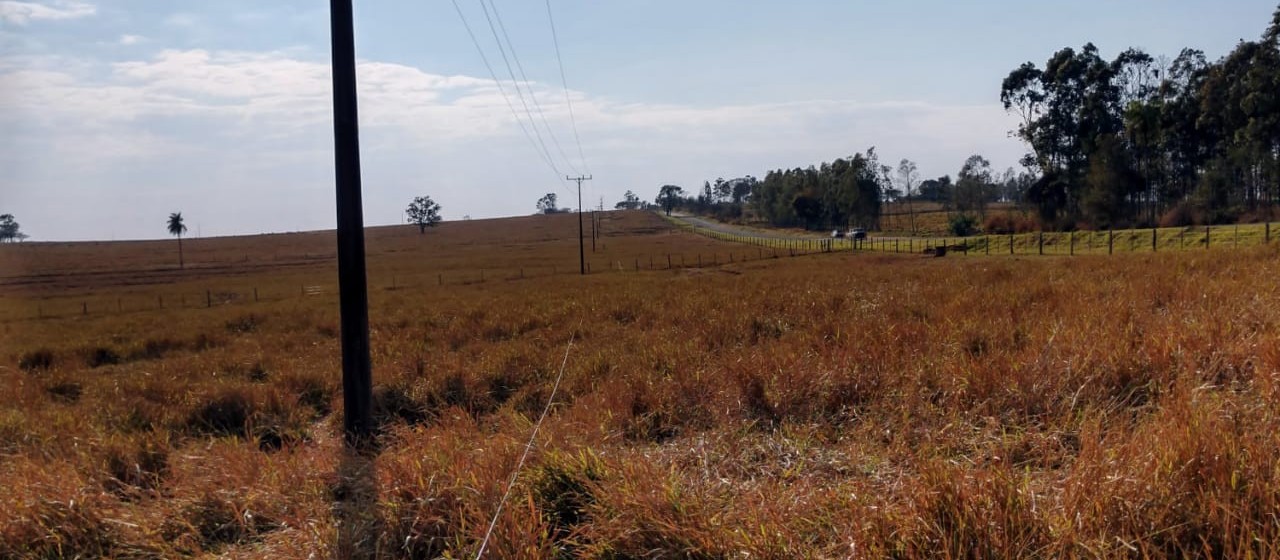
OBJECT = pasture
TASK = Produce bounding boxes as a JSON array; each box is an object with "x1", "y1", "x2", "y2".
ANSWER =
[{"x1": 2, "y1": 211, "x2": 1280, "y2": 558}]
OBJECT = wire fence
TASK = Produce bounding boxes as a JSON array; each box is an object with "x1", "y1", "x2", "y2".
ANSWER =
[
  {"x1": 4, "y1": 246, "x2": 836, "y2": 322},
  {"x1": 11, "y1": 219, "x2": 1273, "y2": 323},
  {"x1": 667, "y1": 216, "x2": 1278, "y2": 257}
]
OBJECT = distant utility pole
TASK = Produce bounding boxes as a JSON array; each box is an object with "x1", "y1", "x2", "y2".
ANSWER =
[
  {"x1": 568, "y1": 175, "x2": 592, "y2": 274},
  {"x1": 329, "y1": 0, "x2": 373, "y2": 447},
  {"x1": 590, "y1": 211, "x2": 596, "y2": 252}
]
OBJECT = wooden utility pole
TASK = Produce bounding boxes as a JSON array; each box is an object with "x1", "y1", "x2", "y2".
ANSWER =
[
  {"x1": 568, "y1": 175, "x2": 593, "y2": 274},
  {"x1": 591, "y1": 210, "x2": 597, "y2": 252},
  {"x1": 330, "y1": 0, "x2": 373, "y2": 447}
]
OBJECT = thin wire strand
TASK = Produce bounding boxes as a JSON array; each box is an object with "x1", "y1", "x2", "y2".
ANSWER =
[
  {"x1": 485, "y1": 0, "x2": 581, "y2": 176},
  {"x1": 475, "y1": 0, "x2": 563, "y2": 178},
  {"x1": 450, "y1": 0, "x2": 564, "y2": 186},
  {"x1": 544, "y1": 0, "x2": 590, "y2": 175},
  {"x1": 474, "y1": 330, "x2": 576, "y2": 559}
]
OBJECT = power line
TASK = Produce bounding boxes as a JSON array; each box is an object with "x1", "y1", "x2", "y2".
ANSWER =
[
  {"x1": 449, "y1": 0, "x2": 564, "y2": 187},
  {"x1": 475, "y1": 330, "x2": 576, "y2": 560},
  {"x1": 475, "y1": 0, "x2": 565, "y2": 179},
  {"x1": 484, "y1": 0, "x2": 581, "y2": 176},
  {"x1": 544, "y1": 0, "x2": 590, "y2": 175}
]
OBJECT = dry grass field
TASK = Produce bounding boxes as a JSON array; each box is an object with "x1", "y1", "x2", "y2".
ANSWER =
[{"x1": 3, "y1": 210, "x2": 1280, "y2": 558}]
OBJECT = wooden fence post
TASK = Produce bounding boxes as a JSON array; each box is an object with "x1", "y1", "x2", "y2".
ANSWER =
[
  {"x1": 206, "y1": 290, "x2": 212, "y2": 308},
  {"x1": 1106, "y1": 229, "x2": 1113, "y2": 254},
  {"x1": 1038, "y1": 232, "x2": 1044, "y2": 255},
  {"x1": 1152, "y1": 228, "x2": 1157, "y2": 252},
  {"x1": 1205, "y1": 226, "x2": 1210, "y2": 248},
  {"x1": 1070, "y1": 232, "x2": 1075, "y2": 256}
]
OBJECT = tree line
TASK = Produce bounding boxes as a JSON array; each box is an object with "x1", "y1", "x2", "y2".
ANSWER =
[
  {"x1": 651, "y1": 5, "x2": 1279, "y2": 234},
  {"x1": 1002, "y1": 6, "x2": 1280, "y2": 229}
]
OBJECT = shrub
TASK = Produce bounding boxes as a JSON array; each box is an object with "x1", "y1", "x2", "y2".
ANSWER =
[
  {"x1": 948, "y1": 214, "x2": 979, "y2": 237},
  {"x1": 532, "y1": 451, "x2": 607, "y2": 548},
  {"x1": 1159, "y1": 202, "x2": 1198, "y2": 228},
  {"x1": 224, "y1": 314, "x2": 261, "y2": 334},
  {"x1": 18, "y1": 348, "x2": 55, "y2": 372},
  {"x1": 129, "y1": 337, "x2": 184, "y2": 361},
  {"x1": 46, "y1": 381, "x2": 83, "y2": 403},
  {"x1": 185, "y1": 390, "x2": 254, "y2": 438},
  {"x1": 182, "y1": 493, "x2": 279, "y2": 551},
  {"x1": 83, "y1": 346, "x2": 120, "y2": 368},
  {"x1": 103, "y1": 436, "x2": 170, "y2": 495}
]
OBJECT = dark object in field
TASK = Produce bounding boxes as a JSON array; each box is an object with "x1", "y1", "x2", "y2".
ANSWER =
[{"x1": 19, "y1": 349, "x2": 55, "y2": 372}]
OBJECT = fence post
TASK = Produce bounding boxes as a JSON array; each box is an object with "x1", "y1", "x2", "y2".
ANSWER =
[
  {"x1": 1152, "y1": 228, "x2": 1157, "y2": 252},
  {"x1": 206, "y1": 289, "x2": 212, "y2": 308},
  {"x1": 1234, "y1": 224, "x2": 1238, "y2": 248},
  {"x1": 1108, "y1": 230, "x2": 1114, "y2": 254},
  {"x1": 1267, "y1": 222, "x2": 1271, "y2": 243},
  {"x1": 1070, "y1": 232, "x2": 1075, "y2": 256},
  {"x1": 1038, "y1": 232, "x2": 1044, "y2": 255},
  {"x1": 1009, "y1": 234, "x2": 1014, "y2": 255},
  {"x1": 1204, "y1": 226, "x2": 1210, "y2": 248}
]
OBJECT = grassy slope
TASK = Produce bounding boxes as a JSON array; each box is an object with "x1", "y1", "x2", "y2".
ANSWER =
[{"x1": 2, "y1": 211, "x2": 1280, "y2": 557}]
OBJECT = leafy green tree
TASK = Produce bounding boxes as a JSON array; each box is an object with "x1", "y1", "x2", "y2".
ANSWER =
[
  {"x1": 955, "y1": 155, "x2": 994, "y2": 219},
  {"x1": 167, "y1": 212, "x2": 187, "y2": 269},
  {"x1": 614, "y1": 190, "x2": 642, "y2": 210},
  {"x1": 0, "y1": 214, "x2": 21, "y2": 243},
  {"x1": 406, "y1": 196, "x2": 443, "y2": 233},
  {"x1": 656, "y1": 185, "x2": 684, "y2": 216},
  {"x1": 536, "y1": 193, "x2": 559, "y2": 214}
]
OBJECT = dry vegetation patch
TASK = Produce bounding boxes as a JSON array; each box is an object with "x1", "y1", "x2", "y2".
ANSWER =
[{"x1": 1, "y1": 211, "x2": 1279, "y2": 557}]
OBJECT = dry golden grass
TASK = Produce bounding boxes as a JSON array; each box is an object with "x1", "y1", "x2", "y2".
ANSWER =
[{"x1": 2, "y1": 210, "x2": 1280, "y2": 558}]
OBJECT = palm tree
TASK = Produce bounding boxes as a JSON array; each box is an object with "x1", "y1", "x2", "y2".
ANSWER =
[{"x1": 167, "y1": 212, "x2": 187, "y2": 269}]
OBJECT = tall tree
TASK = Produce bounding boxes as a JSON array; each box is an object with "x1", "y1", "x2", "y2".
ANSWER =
[
  {"x1": 614, "y1": 190, "x2": 642, "y2": 210},
  {"x1": 896, "y1": 159, "x2": 920, "y2": 233},
  {"x1": 536, "y1": 193, "x2": 559, "y2": 214},
  {"x1": 0, "y1": 214, "x2": 21, "y2": 243},
  {"x1": 656, "y1": 185, "x2": 684, "y2": 216},
  {"x1": 955, "y1": 155, "x2": 995, "y2": 219},
  {"x1": 406, "y1": 196, "x2": 443, "y2": 233},
  {"x1": 167, "y1": 212, "x2": 187, "y2": 269}
]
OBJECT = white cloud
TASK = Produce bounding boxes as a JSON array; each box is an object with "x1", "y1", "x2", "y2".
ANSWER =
[
  {"x1": 1, "y1": 48, "x2": 1025, "y2": 239},
  {"x1": 118, "y1": 34, "x2": 144, "y2": 45},
  {"x1": 0, "y1": 0, "x2": 94, "y2": 25}
]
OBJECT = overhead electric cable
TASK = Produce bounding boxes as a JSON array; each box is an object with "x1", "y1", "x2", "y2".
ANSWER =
[
  {"x1": 474, "y1": 330, "x2": 577, "y2": 559},
  {"x1": 475, "y1": 0, "x2": 565, "y2": 179},
  {"x1": 484, "y1": 0, "x2": 582, "y2": 176},
  {"x1": 450, "y1": 0, "x2": 565, "y2": 186},
  {"x1": 544, "y1": 0, "x2": 590, "y2": 175}
]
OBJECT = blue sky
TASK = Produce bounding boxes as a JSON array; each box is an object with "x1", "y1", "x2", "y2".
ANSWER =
[{"x1": 1, "y1": 0, "x2": 1276, "y2": 240}]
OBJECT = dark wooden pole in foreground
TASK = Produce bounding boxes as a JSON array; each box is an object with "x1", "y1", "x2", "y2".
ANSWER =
[{"x1": 330, "y1": 0, "x2": 373, "y2": 446}]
